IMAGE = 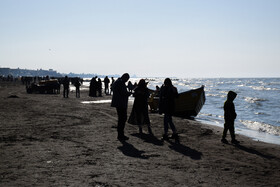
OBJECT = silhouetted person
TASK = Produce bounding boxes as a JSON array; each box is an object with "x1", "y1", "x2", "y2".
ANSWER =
[
  {"x1": 127, "y1": 81, "x2": 134, "y2": 92},
  {"x1": 74, "y1": 78, "x2": 81, "y2": 98},
  {"x1": 104, "y1": 76, "x2": 110, "y2": 95},
  {"x1": 89, "y1": 77, "x2": 94, "y2": 96},
  {"x1": 97, "y1": 78, "x2": 102, "y2": 97},
  {"x1": 128, "y1": 79, "x2": 153, "y2": 135},
  {"x1": 111, "y1": 73, "x2": 131, "y2": 141},
  {"x1": 63, "y1": 76, "x2": 70, "y2": 98},
  {"x1": 159, "y1": 78, "x2": 179, "y2": 142},
  {"x1": 148, "y1": 85, "x2": 161, "y2": 112},
  {"x1": 155, "y1": 85, "x2": 160, "y2": 96},
  {"x1": 110, "y1": 77, "x2": 115, "y2": 95},
  {"x1": 89, "y1": 76, "x2": 97, "y2": 97},
  {"x1": 221, "y1": 91, "x2": 239, "y2": 144}
]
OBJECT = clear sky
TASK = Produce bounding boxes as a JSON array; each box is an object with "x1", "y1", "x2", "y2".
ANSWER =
[{"x1": 0, "y1": 0, "x2": 279, "y2": 78}]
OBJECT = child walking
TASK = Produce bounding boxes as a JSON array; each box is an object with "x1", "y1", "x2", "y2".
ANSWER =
[{"x1": 221, "y1": 91, "x2": 239, "y2": 144}]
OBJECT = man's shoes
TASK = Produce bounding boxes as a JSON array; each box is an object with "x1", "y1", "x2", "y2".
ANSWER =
[
  {"x1": 172, "y1": 133, "x2": 180, "y2": 144},
  {"x1": 118, "y1": 135, "x2": 129, "y2": 141},
  {"x1": 231, "y1": 139, "x2": 240, "y2": 144},
  {"x1": 221, "y1": 138, "x2": 228, "y2": 144}
]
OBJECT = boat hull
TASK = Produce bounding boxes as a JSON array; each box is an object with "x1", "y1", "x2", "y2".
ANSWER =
[
  {"x1": 148, "y1": 86, "x2": 206, "y2": 118},
  {"x1": 173, "y1": 86, "x2": 205, "y2": 117}
]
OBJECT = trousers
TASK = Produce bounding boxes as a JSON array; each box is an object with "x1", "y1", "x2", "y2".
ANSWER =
[
  {"x1": 164, "y1": 114, "x2": 177, "y2": 134},
  {"x1": 222, "y1": 120, "x2": 235, "y2": 140},
  {"x1": 116, "y1": 107, "x2": 127, "y2": 137}
]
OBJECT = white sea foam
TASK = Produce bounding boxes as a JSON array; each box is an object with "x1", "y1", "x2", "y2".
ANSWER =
[
  {"x1": 249, "y1": 86, "x2": 279, "y2": 91},
  {"x1": 244, "y1": 97, "x2": 267, "y2": 103},
  {"x1": 240, "y1": 120, "x2": 280, "y2": 136}
]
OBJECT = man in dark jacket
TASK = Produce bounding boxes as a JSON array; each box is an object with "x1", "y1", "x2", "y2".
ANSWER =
[
  {"x1": 104, "y1": 76, "x2": 110, "y2": 95},
  {"x1": 111, "y1": 73, "x2": 131, "y2": 141},
  {"x1": 221, "y1": 91, "x2": 239, "y2": 144},
  {"x1": 63, "y1": 76, "x2": 70, "y2": 98}
]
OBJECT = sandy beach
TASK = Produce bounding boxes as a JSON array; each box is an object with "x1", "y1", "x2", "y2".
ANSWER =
[{"x1": 1, "y1": 81, "x2": 280, "y2": 187}]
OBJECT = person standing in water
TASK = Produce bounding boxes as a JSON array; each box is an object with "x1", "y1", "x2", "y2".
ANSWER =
[
  {"x1": 159, "y1": 78, "x2": 179, "y2": 143},
  {"x1": 221, "y1": 91, "x2": 240, "y2": 144},
  {"x1": 111, "y1": 73, "x2": 131, "y2": 141}
]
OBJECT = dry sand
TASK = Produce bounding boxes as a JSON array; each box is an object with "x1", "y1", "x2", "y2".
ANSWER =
[{"x1": 1, "y1": 81, "x2": 280, "y2": 187}]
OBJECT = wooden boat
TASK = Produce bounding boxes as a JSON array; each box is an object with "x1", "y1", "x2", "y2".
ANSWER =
[
  {"x1": 148, "y1": 86, "x2": 206, "y2": 118},
  {"x1": 26, "y1": 79, "x2": 61, "y2": 94}
]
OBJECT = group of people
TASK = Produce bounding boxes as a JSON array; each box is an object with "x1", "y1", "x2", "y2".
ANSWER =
[
  {"x1": 62, "y1": 76, "x2": 116, "y2": 98},
  {"x1": 111, "y1": 73, "x2": 180, "y2": 142},
  {"x1": 111, "y1": 73, "x2": 239, "y2": 144},
  {"x1": 89, "y1": 76, "x2": 115, "y2": 97},
  {"x1": 62, "y1": 76, "x2": 82, "y2": 98}
]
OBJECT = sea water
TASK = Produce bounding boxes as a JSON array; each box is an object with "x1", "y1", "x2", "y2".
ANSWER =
[{"x1": 83, "y1": 78, "x2": 280, "y2": 145}]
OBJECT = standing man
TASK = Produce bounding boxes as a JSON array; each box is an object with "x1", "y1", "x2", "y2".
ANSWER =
[
  {"x1": 63, "y1": 76, "x2": 70, "y2": 98},
  {"x1": 104, "y1": 76, "x2": 110, "y2": 95},
  {"x1": 111, "y1": 73, "x2": 131, "y2": 141}
]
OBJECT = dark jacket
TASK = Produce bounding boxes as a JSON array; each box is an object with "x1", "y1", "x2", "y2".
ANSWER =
[
  {"x1": 159, "y1": 85, "x2": 178, "y2": 115},
  {"x1": 63, "y1": 77, "x2": 70, "y2": 89},
  {"x1": 224, "y1": 91, "x2": 237, "y2": 121},
  {"x1": 111, "y1": 78, "x2": 131, "y2": 108},
  {"x1": 104, "y1": 77, "x2": 110, "y2": 87}
]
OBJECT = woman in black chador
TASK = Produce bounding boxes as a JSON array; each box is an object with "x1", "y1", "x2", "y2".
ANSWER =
[
  {"x1": 159, "y1": 78, "x2": 179, "y2": 142},
  {"x1": 128, "y1": 79, "x2": 153, "y2": 135}
]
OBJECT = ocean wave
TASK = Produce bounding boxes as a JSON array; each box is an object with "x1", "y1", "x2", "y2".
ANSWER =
[
  {"x1": 240, "y1": 120, "x2": 280, "y2": 136},
  {"x1": 254, "y1": 112, "x2": 268, "y2": 115},
  {"x1": 237, "y1": 84, "x2": 245, "y2": 87},
  {"x1": 249, "y1": 86, "x2": 279, "y2": 91},
  {"x1": 199, "y1": 113, "x2": 223, "y2": 119},
  {"x1": 206, "y1": 93, "x2": 223, "y2": 97},
  {"x1": 244, "y1": 97, "x2": 267, "y2": 103}
]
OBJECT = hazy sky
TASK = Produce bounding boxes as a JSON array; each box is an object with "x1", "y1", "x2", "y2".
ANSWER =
[{"x1": 0, "y1": 0, "x2": 279, "y2": 78}]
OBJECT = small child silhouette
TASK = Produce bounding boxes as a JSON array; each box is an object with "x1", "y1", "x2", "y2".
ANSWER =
[{"x1": 221, "y1": 91, "x2": 240, "y2": 144}]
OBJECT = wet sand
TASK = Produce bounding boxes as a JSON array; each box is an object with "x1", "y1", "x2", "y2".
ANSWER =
[{"x1": 1, "y1": 81, "x2": 280, "y2": 186}]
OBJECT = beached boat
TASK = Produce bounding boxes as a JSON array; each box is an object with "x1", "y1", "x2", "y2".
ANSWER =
[
  {"x1": 148, "y1": 86, "x2": 206, "y2": 118},
  {"x1": 26, "y1": 79, "x2": 61, "y2": 94}
]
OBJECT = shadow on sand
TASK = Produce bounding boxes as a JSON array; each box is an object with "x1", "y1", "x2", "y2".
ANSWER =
[
  {"x1": 167, "y1": 140, "x2": 203, "y2": 160},
  {"x1": 131, "y1": 133, "x2": 202, "y2": 160},
  {"x1": 234, "y1": 144, "x2": 275, "y2": 159},
  {"x1": 131, "y1": 133, "x2": 164, "y2": 146},
  {"x1": 117, "y1": 141, "x2": 149, "y2": 159}
]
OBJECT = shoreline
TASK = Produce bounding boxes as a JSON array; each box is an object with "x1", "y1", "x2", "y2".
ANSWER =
[
  {"x1": 197, "y1": 118, "x2": 280, "y2": 146},
  {"x1": 1, "y1": 81, "x2": 280, "y2": 186}
]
